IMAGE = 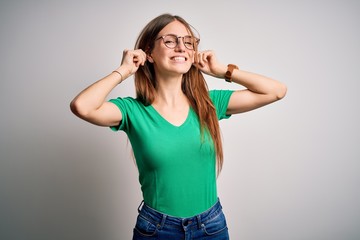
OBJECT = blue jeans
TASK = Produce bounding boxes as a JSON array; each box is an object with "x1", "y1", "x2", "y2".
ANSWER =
[{"x1": 132, "y1": 199, "x2": 229, "y2": 240}]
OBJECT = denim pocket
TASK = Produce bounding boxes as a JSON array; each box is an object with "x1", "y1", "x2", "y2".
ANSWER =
[
  {"x1": 201, "y1": 210, "x2": 228, "y2": 236},
  {"x1": 133, "y1": 214, "x2": 158, "y2": 237}
]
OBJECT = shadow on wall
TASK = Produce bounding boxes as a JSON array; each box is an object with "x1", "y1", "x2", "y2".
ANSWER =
[{"x1": 1, "y1": 121, "x2": 140, "y2": 240}]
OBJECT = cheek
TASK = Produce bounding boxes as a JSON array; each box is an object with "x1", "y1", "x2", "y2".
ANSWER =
[{"x1": 189, "y1": 52, "x2": 195, "y2": 63}]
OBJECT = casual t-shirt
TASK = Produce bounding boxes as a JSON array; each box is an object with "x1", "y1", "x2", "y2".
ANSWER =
[{"x1": 109, "y1": 90, "x2": 233, "y2": 217}]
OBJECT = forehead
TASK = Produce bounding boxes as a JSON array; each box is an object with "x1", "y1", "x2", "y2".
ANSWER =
[{"x1": 158, "y1": 20, "x2": 191, "y2": 36}]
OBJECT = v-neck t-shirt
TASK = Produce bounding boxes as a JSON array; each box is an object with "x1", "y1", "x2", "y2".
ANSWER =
[{"x1": 109, "y1": 90, "x2": 233, "y2": 217}]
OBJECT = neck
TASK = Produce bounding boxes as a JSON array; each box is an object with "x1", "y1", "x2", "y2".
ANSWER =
[{"x1": 153, "y1": 74, "x2": 187, "y2": 107}]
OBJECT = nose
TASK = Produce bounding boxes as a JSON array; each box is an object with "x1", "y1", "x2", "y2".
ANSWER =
[{"x1": 175, "y1": 37, "x2": 186, "y2": 52}]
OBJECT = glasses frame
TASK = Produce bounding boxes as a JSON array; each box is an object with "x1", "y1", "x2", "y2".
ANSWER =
[{"x1": 156, "y1": 34, "x2": 200, "y2": 50}]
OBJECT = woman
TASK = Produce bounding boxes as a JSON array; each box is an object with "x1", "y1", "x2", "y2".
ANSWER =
[{"x1": 70, "y1": 13, "x2": 286, "y2": 240}]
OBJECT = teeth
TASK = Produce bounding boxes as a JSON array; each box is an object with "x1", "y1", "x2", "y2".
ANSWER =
[{"x1": 173, "y1": 57, "x2": 186, "y2": 61}]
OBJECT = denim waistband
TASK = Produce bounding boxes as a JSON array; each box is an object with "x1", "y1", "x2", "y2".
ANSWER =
[{"x1": 137, "y1": 199, "x2": 223, "y2": 230}]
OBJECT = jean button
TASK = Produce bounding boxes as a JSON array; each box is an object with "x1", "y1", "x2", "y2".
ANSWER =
[{"x1": 183, "y1": 220, "x2": 192, "y2": 226}]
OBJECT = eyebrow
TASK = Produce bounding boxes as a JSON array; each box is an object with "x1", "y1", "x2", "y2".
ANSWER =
[{"x1": 161, "y1": 33, "x2": 193, "y2": 37}]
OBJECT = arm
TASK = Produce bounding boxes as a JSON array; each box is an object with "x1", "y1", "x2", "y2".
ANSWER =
[
  {"x1": 195, "y1": 50, "x2": 287, "y2": 114},
  {"x1": 70, "y1": 49, "x2": 146, "y2": 126}
]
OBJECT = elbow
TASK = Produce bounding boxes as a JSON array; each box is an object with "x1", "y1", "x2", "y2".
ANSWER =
[
  {"x1": 70, "y1": 99, "x2": 80, "y2": 116},
  {"x1": 70, "y1": 98, "x2": 88, "y2": 118},
  {"x1": 275, "y1": 83, "x2": 287, "y2": 100}
]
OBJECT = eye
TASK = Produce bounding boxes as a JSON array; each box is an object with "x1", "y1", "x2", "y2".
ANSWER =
[
  {"x1": 164, "y1": 39, "x2": 176, "y2": 44},
  {"x1": 163, "y1": 35, "x2": 177, "y2": 47},
  {"x1": 184, "y1": 37, "x2": 196, "y2": 49}
]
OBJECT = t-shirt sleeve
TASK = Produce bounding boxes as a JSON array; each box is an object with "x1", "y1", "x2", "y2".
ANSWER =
[
  {"x1": 108, "y1": 97, "x2": 135, "y2": 132},
  {"x1": 209, "y1": 90, "x2": 234, "y2": 120}
]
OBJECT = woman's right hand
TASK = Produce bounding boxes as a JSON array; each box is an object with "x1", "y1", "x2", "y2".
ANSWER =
[{"x1": 116, "y1": 49, "x2": 147, "y2": 79}]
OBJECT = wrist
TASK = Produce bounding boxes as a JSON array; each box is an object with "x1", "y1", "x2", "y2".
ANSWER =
[
  {"x1": 224, "y1": 64, "x2": 239, "y2": 82},
  {"x1": 112, "y1": 70, "x2": 124, "y2": 84},
  {"x1": 212, "y1": 65, "x2": 227, "y2": 79},
  {"x1": 112, "y1": 66, "x2": 131, "y2": 83},
  {"x1": 218, "y1": 65, "x2": 228, "y2": 79}
]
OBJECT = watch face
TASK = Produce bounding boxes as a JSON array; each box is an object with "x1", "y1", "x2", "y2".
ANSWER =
[
  {"x1": 225, "y1": 64, "x2": 238, "y2": 82},
  {"x1": 225, "y1": 71, "x2": 231, "y2": 82},
  {"x1": 225, "y1": 70, "x2": 231, "y2": 78}
]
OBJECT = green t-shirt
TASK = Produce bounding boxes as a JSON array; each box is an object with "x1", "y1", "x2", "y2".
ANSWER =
[{"x1": 109, "y1": 90, "x2": 233, "y2": 217}]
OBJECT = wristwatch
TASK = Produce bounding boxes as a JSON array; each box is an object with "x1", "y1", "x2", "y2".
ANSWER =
[{"x1": 225, "y1": 64, "x2": 239, "y2": 82}]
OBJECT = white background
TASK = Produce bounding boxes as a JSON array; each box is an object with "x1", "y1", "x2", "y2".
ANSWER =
[{"x1": 1, "y1": 0, "x2": 359, "y2": 239}]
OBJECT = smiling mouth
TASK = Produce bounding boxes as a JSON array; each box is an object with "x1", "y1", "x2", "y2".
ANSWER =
[{"x1": 171, "y1": 56, "x2": 187, "y2": 62}]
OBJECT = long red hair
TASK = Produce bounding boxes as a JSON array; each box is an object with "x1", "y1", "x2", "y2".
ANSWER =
[{"x1": 134, "y1": 14, "x2": 224, "y2": 173}]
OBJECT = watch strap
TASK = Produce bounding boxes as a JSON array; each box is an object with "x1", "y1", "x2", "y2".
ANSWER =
[{"x1": 225, "y1": 64, "x2": 239, "y2": 82}]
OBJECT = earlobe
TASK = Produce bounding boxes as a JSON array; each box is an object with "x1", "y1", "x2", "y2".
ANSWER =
[{"x1": 147, "y1": 54, "x2": 154, "y2": 63}]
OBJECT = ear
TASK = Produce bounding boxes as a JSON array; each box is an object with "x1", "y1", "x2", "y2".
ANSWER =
[{"x1": 147, "y1": 54, "x2": 154, "y2": 63}]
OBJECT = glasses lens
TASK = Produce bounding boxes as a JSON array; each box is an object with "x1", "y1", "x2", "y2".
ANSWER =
[
  {"x1": 162, "y1": 35, "x2": 198, "y2": 50},
  {"x1": 183, "y1": 36, "x2": 196, "y2": 50},
  {"x1": 163, "y1": 35, "x2": 177, "y2": 48}
]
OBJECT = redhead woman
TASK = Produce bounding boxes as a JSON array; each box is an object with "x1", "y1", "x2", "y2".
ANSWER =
[{"x1": 70, "y1": 13, "x2": 286, "y2": 240}]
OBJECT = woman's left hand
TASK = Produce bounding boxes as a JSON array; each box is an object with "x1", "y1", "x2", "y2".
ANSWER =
[{"x1": 194, "y1": 50, "x2": 227, "y2": 79}]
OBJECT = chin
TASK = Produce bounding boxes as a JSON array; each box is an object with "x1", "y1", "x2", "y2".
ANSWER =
[{"x1": 177, "y1": 65, "x2": 192, "y2": 74}]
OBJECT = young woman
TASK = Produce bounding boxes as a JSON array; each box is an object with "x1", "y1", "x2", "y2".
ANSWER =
[{"x1": 70, "y1": 13, "x2": 286, "y2": 240}]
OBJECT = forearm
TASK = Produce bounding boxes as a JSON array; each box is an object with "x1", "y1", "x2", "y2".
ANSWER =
[
  {"x1": 70, "y1": 69, "x2": 124, "y2": 117},
  {"x1": 230, "y1": 68, "x2": 287, "y2": 100},
  {"x1": 196, "y1": 51, "x2": 286, "y2": 99}
]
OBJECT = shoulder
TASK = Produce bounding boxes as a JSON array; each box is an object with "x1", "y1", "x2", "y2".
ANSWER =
[
  {"x1": 209, "y1": 90, "x2": 234, "y2": 104},
  {"x1": 109, "y1": 96, "x2": 143, "y2": 109},
  {"x1": 108, "y1": 96, "x2": 149, "y2": 118},
  {"x1": 108, "y1": 96, "x2": 146, "y2": 131},
  {"x1": 208, "y1": 90, "x2": 234, "y2": 120}
]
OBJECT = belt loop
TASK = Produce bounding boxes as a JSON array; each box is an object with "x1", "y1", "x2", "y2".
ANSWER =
[
  {"x1": 157, "y1": 214, "x2": 167, "y2": 230},
  {"x1": 197, "y1": 215, "x2": 202, "y2": 229},
  {"x1": 137, "y1": 200, "x2": 144, "y2": 213}
]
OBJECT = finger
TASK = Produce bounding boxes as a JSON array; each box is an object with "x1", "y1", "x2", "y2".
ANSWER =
[
  {"x1": 132, "y1": 52, "x2": 142, "y2": 64},
  {"x1": 140, "y1": 51, "x2": 147, "y2": 65},
  {"x1": 203, "y1": 50, "x2": 212, "y2": 63},
  {"x1": 133, "y1": 56, "x2": 143, "y2": 68},
  {"x1": 202, "y1": 52, "x2": 209, "y2": 63},
  {"x1": 198, "y1": 52, "x2": 205, "y2": 67},
  {"x1": 121, "y1": 49, "x2": 131, "y2": 64},
  {"x1": 197, "y1": 51, "x2": 210, "y2": 66},
  {"x1": 134, "y1": 49, "x2": 147, "y2": 66}
]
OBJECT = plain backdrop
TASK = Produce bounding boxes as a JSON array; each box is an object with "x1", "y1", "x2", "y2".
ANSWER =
[{"x1": 1, "y1": 0, "x2": 359, "y2": 239}]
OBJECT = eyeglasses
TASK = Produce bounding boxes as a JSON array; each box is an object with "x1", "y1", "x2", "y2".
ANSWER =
[{"x1": 156, "y1": 34, "x2": 200, "y2": 50}]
